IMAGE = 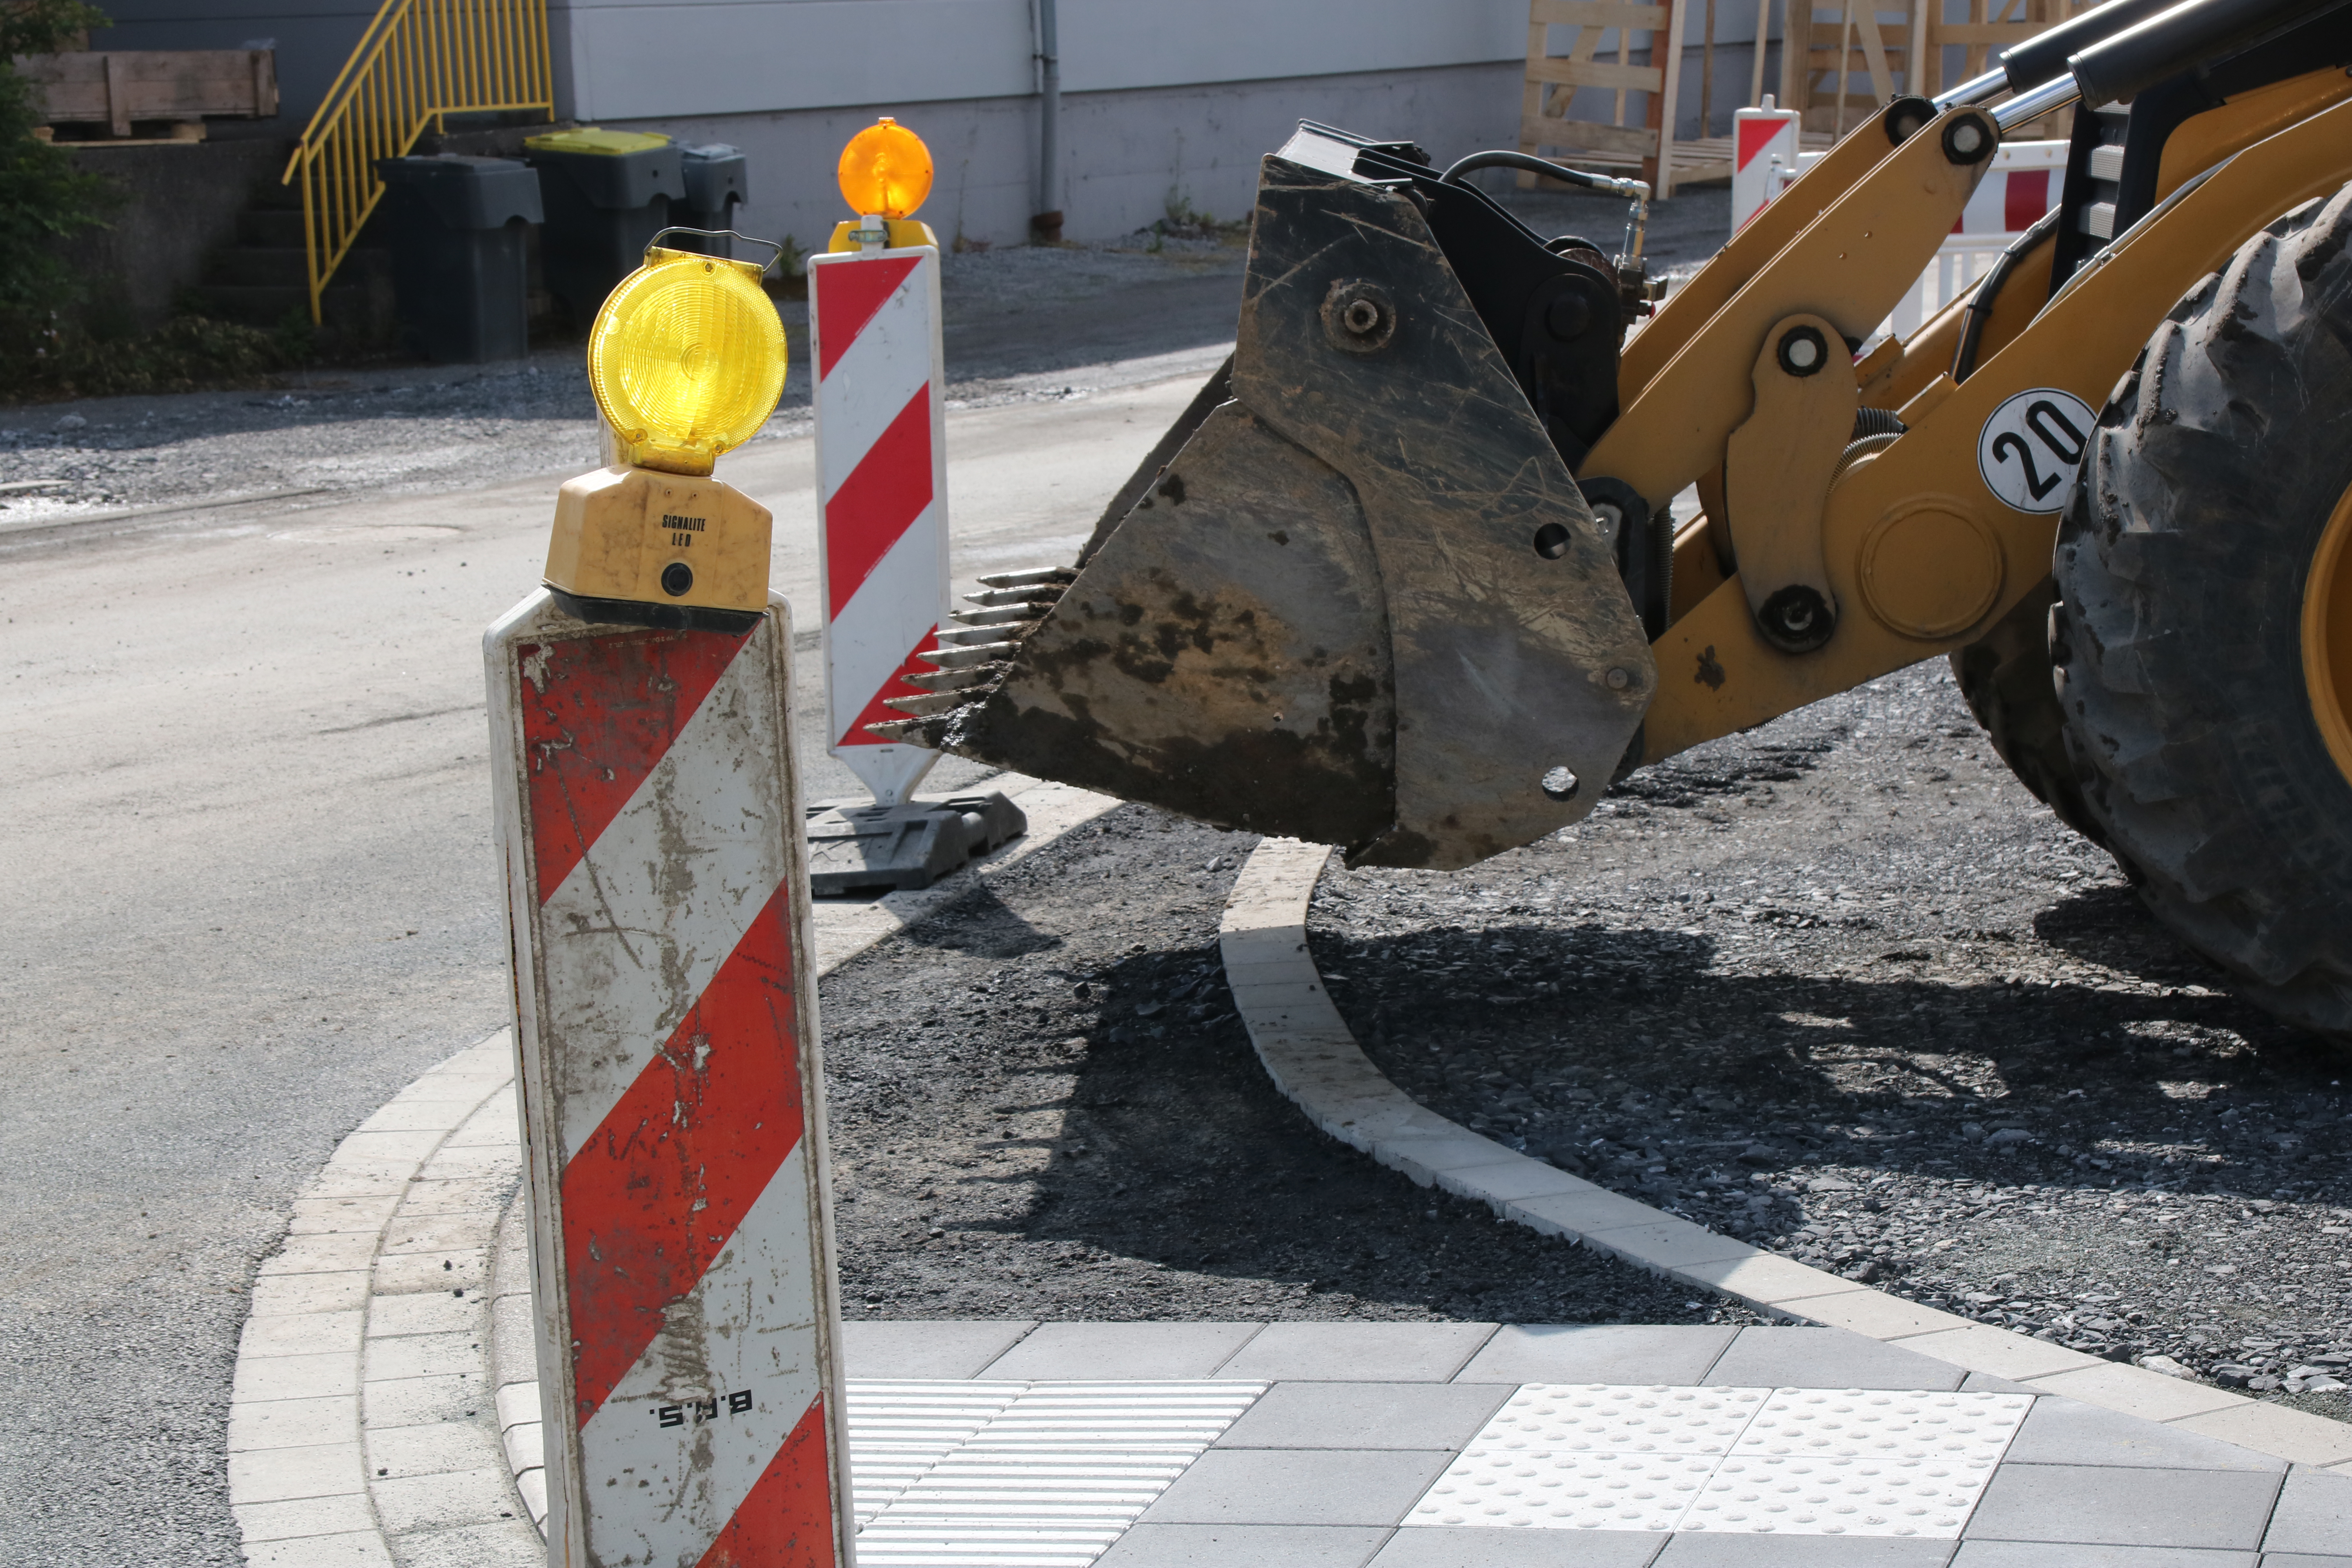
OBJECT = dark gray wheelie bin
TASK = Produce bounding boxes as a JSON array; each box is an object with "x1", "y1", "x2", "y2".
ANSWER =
[
  {"x1": 375, "y1": 154, "x2": 543, "y2": 363},
  {"x1": 673, "y1": 142, "x2": 750, "y2": 256}
]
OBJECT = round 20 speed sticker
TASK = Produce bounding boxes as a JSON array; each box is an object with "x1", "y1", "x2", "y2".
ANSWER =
[{"x1": 1977, "y1": 387, "x2": 2098, "y2": 514}]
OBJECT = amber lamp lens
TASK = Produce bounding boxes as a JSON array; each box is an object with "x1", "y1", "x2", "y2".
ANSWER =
[
  {"x1": 588, "y1": 253, "x2": 786, "y2": 474},
  {"x1": 837, "y1": 116, "x2": 934, "y2": 218}
]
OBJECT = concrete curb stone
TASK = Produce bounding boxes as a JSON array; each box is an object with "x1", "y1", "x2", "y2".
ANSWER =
[
  {"x1": 227, "y1": 773, "x2": 1120, "y2": 1565},
  {"x1": 1216, "y1": 835, "x2": 2352, "y2": 1478}
]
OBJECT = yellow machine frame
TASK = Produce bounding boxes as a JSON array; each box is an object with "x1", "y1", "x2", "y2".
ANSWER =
[{"x1": 1588, "y1": 69, "x2": 2352, "y2": 764}]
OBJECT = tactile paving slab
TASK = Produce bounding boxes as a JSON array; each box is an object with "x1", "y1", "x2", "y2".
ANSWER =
[
  {"x1": 1682, "y1": 1453, "x2": 1996, "y2": 1536},
  {"x1": 846, "y1": 1380, "x2": 1025, "y2": 1524},
  {"x1": 1407, "y1": 1385, "x2": 2032, "y2": 1537},
  {"x1": 1475, "y1": 1384, "x2": 1774, "y2": 1455},
  {"x1": 1412, "y1": 1449, "x2": 1722, "y2": 1531},
  {"x1": 850, "y1": 1380, "x2": 1266, "y2": 1567}
]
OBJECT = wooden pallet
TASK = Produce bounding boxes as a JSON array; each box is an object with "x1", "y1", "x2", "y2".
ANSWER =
[{"x1": 18, "y1": 49, "x2": 278, "y2": 139}]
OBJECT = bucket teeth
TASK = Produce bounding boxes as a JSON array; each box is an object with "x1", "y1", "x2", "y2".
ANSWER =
[
  {"x1": 882, "y1": 691, "x2": 970, "y2": 717},
  {"x1": 860, "y1": 564, "x2": 1071, "y2": 744},
  {"x1": 953, "y1": 605, "x2": 1039, "y2": 629},
  {"x1": 935, "y1": 625, "x2": 1018, "y2": 647},
  {"x1": 977, "y1": 568, "x2": 1076, "y2": 588},
  {"x1": 964, "y1": 584, "x2": 1065, "y2": 609},
  {"x1": 901, "y1": 664, "x2": 1004, "y2": 692},
  {"x1": 921, "y1": 641, "x2": 1019, "y2": 669}
]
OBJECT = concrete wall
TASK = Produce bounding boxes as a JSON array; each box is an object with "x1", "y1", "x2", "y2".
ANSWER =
[{"x1": 61, "y1": 138, "x2": 287, "y2": 331}]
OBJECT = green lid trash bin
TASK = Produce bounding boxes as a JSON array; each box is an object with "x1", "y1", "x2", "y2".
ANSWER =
[
  {"x1": 375, "y1": 154, "x2": 543, "y2": 363},
  {"x1": 524, "y1": 127, "x2": 685, "y2": 325}
]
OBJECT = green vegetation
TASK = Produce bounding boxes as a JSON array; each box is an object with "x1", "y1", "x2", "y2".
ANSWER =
[{"x1": 0, "y1": 0, "x2": 118, "y2": 313}]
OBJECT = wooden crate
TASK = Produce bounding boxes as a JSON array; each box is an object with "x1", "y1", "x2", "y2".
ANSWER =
[
  {"x1": 1519, "y1": 0, "x2": 1691, "y2": 193},
  {"x1": 18, "y1": 50, "x2": 278, "y2": 138}
]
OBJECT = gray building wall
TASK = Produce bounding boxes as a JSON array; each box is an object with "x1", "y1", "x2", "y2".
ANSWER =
[{"x1": 630, "y1": 60, "x2": 1531, "y2": 257}]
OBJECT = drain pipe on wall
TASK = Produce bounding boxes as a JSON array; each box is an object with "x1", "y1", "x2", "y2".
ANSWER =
[{"x1": 1033, "y1": 0, "x2": 1063, "y2": 241}]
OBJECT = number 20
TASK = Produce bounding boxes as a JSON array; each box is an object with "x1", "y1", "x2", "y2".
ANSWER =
[{"x1": 1992, "y1": 399, "x2": 2089, "y2": 502}]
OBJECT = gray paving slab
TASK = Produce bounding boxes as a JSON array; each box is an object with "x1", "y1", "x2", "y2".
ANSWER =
[
  {"x1": 839, "y1": 1319, "x2": 1037, "y2": 1379},
  {"x1": 2005, "y1": 1397, "x2": 2286, "y2": 1473},
  {"x1": 1701, "y1": 1326, "x2": 1967, "y2": 1392},
  {"x1": 1367, "y1": 1526, "x2": 1668, "y2": 1566},
  {"x1": 1653, "y1": 1535, "x2": 1956, "y2": 1565},
  {"x1": 1452, "y1": 1325, "x2": 1738, "y2": 1386},
  {"x1": 1093, "y1": 1523, "x2": 1390, "y2": 1567},
  {"x1": 1140, "y1": 1448, "x2": 1452, "y2": 1527},
  {"x1": 1951, "y1": 1544, "x2": 2258, "y2": 1566},
  {"x1": 2263, "y1": 1557, "x2": 2352, "y2": 1566},
  {"x1": 975, "y1": 1321, "x2": 1263, "y2": 1380},
  {"x1": 1965, "y1": 1463, "x2": 2285, "y2": 1551},
  {"x1": 1218, "y1": 1322, "x2": 1498, "y2": 1383},
  {"x1": 1963, "y1": 1372, "x2": 2047, "y2": 1395},
  {"x1": 2262, "y1": 1466, "x2": 2352, "y2": 1556},
  {"x1": 1216, "y1": 1381, "x2": 1512, "y2": 1452}
]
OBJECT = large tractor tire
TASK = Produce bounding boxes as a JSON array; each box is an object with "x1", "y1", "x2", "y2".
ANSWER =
[
  {"x1": 2051, "y1": 184, "x2": 2352, "y2": 1039},
  {"x1": 1948, "y1": 579, "x2": 2109, "y2": 850}
]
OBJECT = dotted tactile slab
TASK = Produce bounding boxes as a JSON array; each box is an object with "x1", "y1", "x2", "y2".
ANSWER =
[
  {"x1": 1475, "y1": 1384, "x2": 1775, "y2": 1455},
  {"x1": 1407, "y1": 1386, "x2": 2033, "y2": 1537},
  {"x1": 1682, "y1": 1454, "x2": 1995, "y2": 1536},
  {"x1": 1412, "y1": 1449, "x2": 1721, "y2": 1531},
  {"x1": 1731, "y1": 1389, "x2": 2035, "y2": 1465}
]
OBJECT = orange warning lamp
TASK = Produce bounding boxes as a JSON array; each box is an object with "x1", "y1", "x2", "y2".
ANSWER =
[
  {"x1": 838, "y1": 117, "x2": 932, "y2": 218},
  {"x1": 829, "y1": 118, "x2": 942, "y2": 253}
]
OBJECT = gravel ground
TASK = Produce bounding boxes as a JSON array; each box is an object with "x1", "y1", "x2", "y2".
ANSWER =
[
  {"x1": 1306, "y1": 661, "x2": 2352, "y2": 1420},
  {"x1": 816, "y1": 800, "x2": 1759, "y2": 1330},
  {"x1": 0, "y1": 185, "x2": 1726, "y2": 534},
  {"x1": 0, "y1": 241, "x2": 1252, "y2": 531}
]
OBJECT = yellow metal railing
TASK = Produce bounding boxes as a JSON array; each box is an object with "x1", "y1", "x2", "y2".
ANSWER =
[{"x1": 281, "y1": 0, "x2": 553, "y2": 322}]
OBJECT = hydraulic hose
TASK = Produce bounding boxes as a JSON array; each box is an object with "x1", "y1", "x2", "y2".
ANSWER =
[
  {"x1": 1440, "y1": 150, "x2": 1651, "y2": 265},
  {"x1": 1952, "y1": 208, "x2": 2063, "y2": 383},
  {"x1": 1440, "y1": 149, "x2": 1647, "y2": 200}
]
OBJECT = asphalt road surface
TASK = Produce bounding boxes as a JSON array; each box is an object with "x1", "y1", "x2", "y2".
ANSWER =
[
  {"x1": 0, "y1": 189, "x2": 1732, "y2": 1566},
  {"x1": 0, "y1": 353, "x2": 1223, "y2": 1568}
]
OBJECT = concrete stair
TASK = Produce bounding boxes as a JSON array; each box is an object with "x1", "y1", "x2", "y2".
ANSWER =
[{"x1": 184, "y1": 178, "x2": 393, "y2": 343}]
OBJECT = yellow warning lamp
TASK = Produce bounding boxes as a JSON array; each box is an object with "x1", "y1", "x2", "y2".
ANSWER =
[
  {"x1": 543, "y1": 234, "x2": 788, "y2": 624},
  {"x1": 829, "y1": 118, "x2": 941, "y2": 253}
]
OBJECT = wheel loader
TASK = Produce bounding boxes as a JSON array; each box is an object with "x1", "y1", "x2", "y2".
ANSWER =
[{"x1": 875, "y1": 0, "x2": 2352, "y2": 1038}]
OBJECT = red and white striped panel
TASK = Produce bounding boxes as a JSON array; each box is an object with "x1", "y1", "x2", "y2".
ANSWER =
[
  {"x1": 1731, "y1": 105, "x2": 1800, "y2": 234},
  {"x1": 808, "y1": 244, "x2": 951, "y2": 807},
  {"x1": 1951, "y1": 141, "x2": 2067, "y2": 237},
  {"x1": 486, "y1": 591, "x2": 854, "y2": 1568}
]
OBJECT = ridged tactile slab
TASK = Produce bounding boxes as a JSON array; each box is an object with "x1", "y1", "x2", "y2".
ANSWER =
[{"x1": 852, "y1": 1380, "x2": 1266, "y2": 1567}]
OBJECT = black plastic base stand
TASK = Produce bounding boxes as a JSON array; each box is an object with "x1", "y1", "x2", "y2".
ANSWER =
[{"x1": 806, "y1": 791, "x2": 1028, "y2": 894}]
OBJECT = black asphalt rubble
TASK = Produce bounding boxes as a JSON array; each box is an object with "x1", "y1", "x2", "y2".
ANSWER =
[
  {"x1": 1307, "y1": 659, "x2": 2352, "y2": 1424},
  {"x1": 817, "y1": 802, "x2": 1760, "y2": 1331}
]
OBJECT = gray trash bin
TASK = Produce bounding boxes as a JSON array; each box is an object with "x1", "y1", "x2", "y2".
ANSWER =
[
  {"x1": 673, "y1": 142, "x2": 749, "y2": 256},
  {"x1": 524, "y1": 127, "x2": 685, "y2": 325},
  {"x1": 375, "y1": 154, "x2": 542, "y2": 363}
]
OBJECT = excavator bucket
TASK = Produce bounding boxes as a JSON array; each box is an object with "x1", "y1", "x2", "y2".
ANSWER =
[{"x1": 875, "y1": 127, "x2": 1659, "y2": 870}]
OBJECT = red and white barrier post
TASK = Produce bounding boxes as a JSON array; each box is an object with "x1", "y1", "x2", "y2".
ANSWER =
[
  {"x1": 1731, "y1": 97, "x2": 1800, "y2": 234},
  {"x1": 801, "y1": 120, "x2": 1025, "y2": 894},
  {"x1": 487, "y1": 239, "x2": 855, "y2": 1567},
  {"x1": 809, "y1": 222, "x2": 950, "y2": 808}
]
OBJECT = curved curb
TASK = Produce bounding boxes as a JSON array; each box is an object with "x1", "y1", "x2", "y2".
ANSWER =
[
  {"x1": 229, "y1": 773, "x2": 1122, "y2": 1565},
  {"x1": 1218, "y1": 836, "x2": 2352, "y2": 1474}
]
